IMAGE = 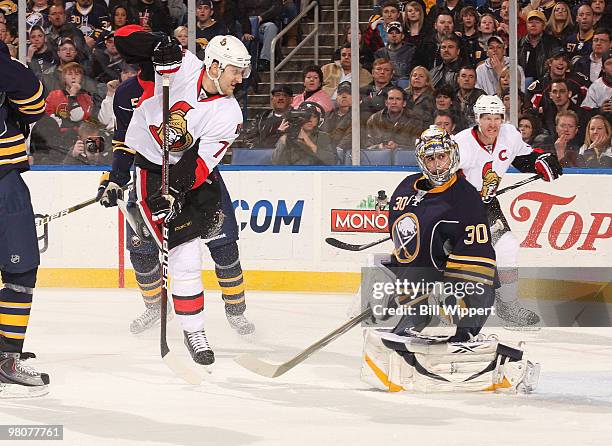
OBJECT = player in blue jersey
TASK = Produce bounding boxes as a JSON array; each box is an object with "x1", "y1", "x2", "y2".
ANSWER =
[
  {"x1": 360, "y1": 126, "x2": 540, "y2": 394},
  {"x1": 0, "y1": 41, "x2": 49, "y2": 398}
]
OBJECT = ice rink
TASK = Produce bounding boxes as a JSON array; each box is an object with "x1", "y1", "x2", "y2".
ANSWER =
[{"x1": 2, "y1": 289, "x2": 612, "y2": 446}]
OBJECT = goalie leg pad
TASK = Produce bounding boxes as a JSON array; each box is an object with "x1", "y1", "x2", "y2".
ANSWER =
[
  {"x1": 362, "y1": 332, "x2": 540, "y2": 393},
  {"x1": 360, "y1": 329, "x2": 409, "y2": 392}
]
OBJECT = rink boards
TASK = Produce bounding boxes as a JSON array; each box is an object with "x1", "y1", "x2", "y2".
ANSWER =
[{"x1": 24, "y1": 167, "x2": 612, "y2": 293}]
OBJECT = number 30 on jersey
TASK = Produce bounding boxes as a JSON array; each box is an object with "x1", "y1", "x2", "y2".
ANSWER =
[{"x1": 464, "y1": 224, "x2": 489, "y2": 245}]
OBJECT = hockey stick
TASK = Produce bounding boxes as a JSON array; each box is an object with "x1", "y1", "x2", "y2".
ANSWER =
[
  {"x1": 235, "y1": 293, "x2": 430, "y2": 378},
  {"x1": 325, "y1": 174, "x2": 542, "y2": 252},
  {"x1": 34, "y1": 183, "x2": 132, "y2": 227},
  {"x1": 158, "y1": 74, "x2": 202, "y2": 385}
]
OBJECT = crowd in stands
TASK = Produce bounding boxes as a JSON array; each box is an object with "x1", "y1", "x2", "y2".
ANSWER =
[
  {"x1": 2, "y1": 0, "x2": 298, "y2": 164},
  {"x1": 2, "y1": 0, "x2": 610, "y2": 167},
  {"x1": 242, "y1": 0, "x2": 612, "y2": 167}
]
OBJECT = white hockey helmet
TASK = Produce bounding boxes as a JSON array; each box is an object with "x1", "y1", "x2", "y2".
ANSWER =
[
  {"x1": 415, "y1": 125, "x2": 460, "y2": 186},
  {"x1": 473, "y1": 94, "x2": 505, "y2": 122},
  {"x1": 204, "y1": 35, "x2": 252, "y2": 78}
]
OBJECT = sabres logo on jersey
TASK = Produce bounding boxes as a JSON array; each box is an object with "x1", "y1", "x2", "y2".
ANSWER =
[
  {"x1": 149, "y1": 101, "x2": 194, "y2": 152},
  {"x1": 481, "y1": 161, "x2": 500, "y2": 203},
  {"x1": 391, "y1": 212, "x2": 420, "y2": 263}
]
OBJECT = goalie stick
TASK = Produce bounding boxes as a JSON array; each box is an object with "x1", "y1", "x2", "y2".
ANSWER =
[
  {"x1": 234, "y1": 293, "x2": 429, "y2": 378},
  {"x1": 326, "y1": 174, "x2": 542, "y2": 252},
  {"x1": 158, "y1": 74, "x2": 202, "y2": 385}
]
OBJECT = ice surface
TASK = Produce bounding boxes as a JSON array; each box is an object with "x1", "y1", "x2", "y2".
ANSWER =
[{"x1": 2, "y1": 289, "x2": 612, "y2": 446}]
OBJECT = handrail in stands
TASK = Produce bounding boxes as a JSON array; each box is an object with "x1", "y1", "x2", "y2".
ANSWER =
[{"x1": 270, "y1": 1, "x2": 319, "y2": 92}]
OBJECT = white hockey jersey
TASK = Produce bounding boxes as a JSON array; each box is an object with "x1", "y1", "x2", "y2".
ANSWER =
[
  {"x1": 125, "y1": 50, "x2": 243, "y2": 173},
  {"x1": 454, "y1": 124, "x2": 533, "y2": 202}
]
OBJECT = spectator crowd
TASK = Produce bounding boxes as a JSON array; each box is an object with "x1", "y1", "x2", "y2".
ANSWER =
[
  {"x1": 2, "y1": 0, "x2": 610, "y2": 167},
  {"x1": 243, "y1": 0, "x2": 612, "y2": 168}
]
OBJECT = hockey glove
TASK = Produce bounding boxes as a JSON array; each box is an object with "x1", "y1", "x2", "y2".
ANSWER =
[
  {"x1": 147, "y1": 189, "x2": 184, "y2": 224},
  {"x1": 100, "y1": 182, "x2": 124, "y2": 208},
  {"x1": 152, "y1": 35, "x2": 183, "y2": 75},
  {"x1": 534, "y1": 153, "x2": 563, "y2": 182}
]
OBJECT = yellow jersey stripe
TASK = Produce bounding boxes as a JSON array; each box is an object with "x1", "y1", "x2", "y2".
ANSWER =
[
  {"x1": 444, "y1": 272, "x2": 494, "y2": 286},
  {"x1": 0, "y1": 330, "x2": 26, "y2": 340},
  {"x1": 9, "y1": 83, "x2": 44, "y2": 105},
  {"x1": 224, "y1": 296, "x2": 245, "y2": 305},
  {"x1": 18, "y1": 97, "x2": 45, "y2": 111},
  {"x1": 0, "y1": 155, "x2": 28, "y2": 165},
  {"x1": 0, "y1": 301, "x2": 32, "y2": 308},
  {"x1": 0, "y1": 143, "x2": 27, "y2": 156},
  {"x1": 112, "y1": 145, "x2": 136, "y2": 154},
  {"x1": 19, "y1": 107, "x2": 45, "y2": 115},
  {"x1": 446, "y1": 261, "x2": 496, "y2": 278},
  {"x1": 0, "y1": 134, "x2": 25, "y2": 144},
  {"x1": 0, "y1": 314, "x2": 30, "y2": 326},
  {"x1": 448, "y1": 254, "x2": 496, "y2": 266}
]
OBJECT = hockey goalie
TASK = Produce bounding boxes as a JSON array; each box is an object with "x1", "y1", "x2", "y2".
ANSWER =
[{"x1": 360, "y1": 126, "x2": 541, "y2": 393}]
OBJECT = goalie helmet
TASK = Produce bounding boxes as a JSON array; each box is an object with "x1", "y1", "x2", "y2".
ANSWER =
[
  {"x1": 473, "y1": 94, "x2": 505, "y2": 122},
  {"x1": 204, "y1": 35, "x2": 252, "y2": 78},
  {"x1": 415, "y1": 125, "x2": 460, "y2": 186}
]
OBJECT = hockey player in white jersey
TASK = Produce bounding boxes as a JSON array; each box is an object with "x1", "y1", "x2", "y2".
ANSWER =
[
  {"x1": 454, "y1": 95, "x2": 563, "y2": 327},
  {"x1": 118, "y1": 32, "x2": 251, "y2": 366}
]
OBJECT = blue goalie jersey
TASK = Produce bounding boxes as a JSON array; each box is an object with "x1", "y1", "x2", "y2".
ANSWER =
[{"x1": 388, "y1": 173, "x2": 497, "y2": 288}]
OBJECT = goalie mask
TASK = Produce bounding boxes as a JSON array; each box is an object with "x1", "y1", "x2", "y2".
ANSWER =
[
  {"x1": 415, "y1": 125, "x2": 460, "y2": 186},
  {"x1": 204, "y1": 35, "x2": 252, "y2": 94}
]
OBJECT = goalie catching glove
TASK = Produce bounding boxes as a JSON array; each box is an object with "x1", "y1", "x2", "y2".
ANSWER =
[{"x1": 534, "y1": 152, "x2": 563, "y2": 182}]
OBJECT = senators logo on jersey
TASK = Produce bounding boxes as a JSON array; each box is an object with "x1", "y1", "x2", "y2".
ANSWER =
[
  {"x1": 149, "y1": 101, "x2": 195, "y2": 152},
  {"x1": 391, "y1": 213, "x2": 420, "y2": 263},
  {"x1": 481, "y1": 161, "x2": 500, "y2": 204}
]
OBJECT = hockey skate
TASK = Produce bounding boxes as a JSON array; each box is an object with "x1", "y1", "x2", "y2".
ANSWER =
[
  {"x1": 495, "y1": 297, "x2": 541, "y2": 330},
  {"x1": 226, "y1": 312, "x2": 255, "y2": 336},
  {"x1": 184, "y1": 329, "x2": 215, "y2": 365},
  {"x1": 130, "y1": 299, "x2": 174, "y2": 334},
  {"x1": 0, "y1": 352, "x2": 49, "y2": 399}
]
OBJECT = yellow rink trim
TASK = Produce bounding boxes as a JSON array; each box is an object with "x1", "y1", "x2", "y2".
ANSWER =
[
  {"x1": 34, "y1": 269, "x2": 362, "y2": 293},
  {"x1": 18, "y1": 270, "x2": 612, "y2": 300}
]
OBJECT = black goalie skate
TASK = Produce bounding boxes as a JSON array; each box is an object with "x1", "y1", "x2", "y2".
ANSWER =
[
  {"x1": 183, "y1": 330, "x2": 215, "y2": 365},
  {"x1": 0, "y1": 352, "x2": 49, "y2": 399}
]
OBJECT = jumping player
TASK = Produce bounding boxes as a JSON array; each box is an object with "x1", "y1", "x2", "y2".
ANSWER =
[
  {"x1": 97, "y1": 30, "x2": 254, "y2": 339},
  {"x1": 0, "y1": 42, "x2": 49, "y2": 397},
  {"x1": 103, "y1": 28, "x2": 251, "y2": 366},
  {"x1": 360, "y1": 126, "x2": 540, "y2": 393},
  {"x1": 454, "y1": 95, "x2": 563, "y2": 327}
]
